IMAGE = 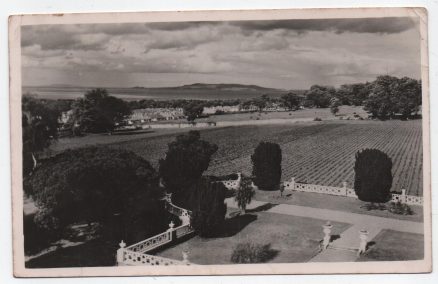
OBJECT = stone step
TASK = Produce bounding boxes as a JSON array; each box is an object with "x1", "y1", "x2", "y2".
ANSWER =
[{"x1": 309, "y1": 248, "x2": 358, "y2": 262}]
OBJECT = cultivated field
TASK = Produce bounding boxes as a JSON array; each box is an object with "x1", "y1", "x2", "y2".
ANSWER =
[{"x1": 106, "y1": 119, "x2": 422, "y2": 196}]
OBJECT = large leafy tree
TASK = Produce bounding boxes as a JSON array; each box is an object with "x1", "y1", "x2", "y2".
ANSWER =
[
  {"x1": 337, "y1": 82, "x2": 372, "y2": 106},
  {"x1": 22, "y1": 95, "x2": 60, "y2": 175},
  {"x1": 364, "y1": 76, "x2": 398, "y2": 119},
  {"x1": 364, "y1": 75, "x2": 421, "y2": 119},
  {"x1": 159, "y1": 131, "x2": 218, "y2": 205},
  {"x1": 183, "y1": 101, "x2": 204, "y2": 121},
  {"x1": 392, "y1": 77, "x2": 422, "y2": 118},
  {"x1": 280, "y1": 93, "x2": 301, "y2": 111},
  {"x1": 354, "y1": 148, "x2": 392, "y2": 203},
  {"x1": 24, "y1": 146, "x2": 164, "y2": 243},
  {"x1": 71, "y1": 88, "x2": 131, "y2": 134},
  {"x1": 190, "y1": 178, "x2": 227, "y2": 237},
  {"x1": 305, "y1": 85, "x2": 336, "y2": 108},
  {"x1": 251, "y1": 142, "x2": 282, "y2": 191}
]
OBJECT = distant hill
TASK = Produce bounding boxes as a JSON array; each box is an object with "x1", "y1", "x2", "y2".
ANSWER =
[
  {"x1": 175, "y1": 83, "x2": 284, "y2": 92},
  {"x1": 23, "y1": 83, "x2": 304, "y2": 101}
]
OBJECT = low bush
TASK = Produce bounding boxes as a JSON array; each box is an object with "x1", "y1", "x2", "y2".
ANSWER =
[
  {"x1": 361, "y1": 202, "x2": 387, "y2": 211},
  {"x1": 231, "y1": 242, "x2": 277, "y2": 263},
  {"x1": 388, "y1": 201, "x2": 413, "y2": 215},
  {"x1": 313, "y1": 117, "x2": 322, "y2": 121}
]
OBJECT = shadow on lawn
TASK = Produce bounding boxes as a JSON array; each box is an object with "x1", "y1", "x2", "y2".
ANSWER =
[
  {"x1": 366, "y1": 241, "x2": 376, "y2": 250},
  {"x1": 247, "y1": 202, "x2": 278, "y2": 213},
  {"x1": 216, "y1": 214, "x2": 258, "y2": 238},
  {"x1": 330, "y1": 234, "x2": 341, "y2": 242}
]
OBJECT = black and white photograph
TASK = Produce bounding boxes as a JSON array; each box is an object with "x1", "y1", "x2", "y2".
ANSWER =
[{"x1": 8, "y1": 8, "x2": 431, "y2": 276}]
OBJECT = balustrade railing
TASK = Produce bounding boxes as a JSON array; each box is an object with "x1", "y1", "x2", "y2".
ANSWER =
[
  {"x1": 117, "y1": 193, "x2": 195, "y2": 266},
  {"x1": 284, "y1": 178, "x2": 421, "y2": 206},
  {"x1": 119, "y1": 249, "x2": 188, "y2": 266},
  {"x1": 175, "y1": 224, "x2": 194, "y2": 238},
  {"x1": 126, "y1": 230, "x2": 172, "y2": 253}
]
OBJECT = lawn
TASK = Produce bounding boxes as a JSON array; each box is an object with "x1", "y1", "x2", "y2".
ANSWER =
[
  {"x1": 254, "y1": 190, "x2": 423, "y2": 222},
  {"x1": 156, "y1": 210, "x2": 351, "y2": 264},
  {"x1": 357, "y1": 229, "x2": 424, "y2": 261}
]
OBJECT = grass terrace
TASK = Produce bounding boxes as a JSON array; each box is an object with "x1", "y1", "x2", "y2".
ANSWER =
[
  {"x1": 358, "y1": 229, "x2": 424, "y2": 261},
  {"x1": 156, "y1": 209, "x2": 351, "y2": 264}
]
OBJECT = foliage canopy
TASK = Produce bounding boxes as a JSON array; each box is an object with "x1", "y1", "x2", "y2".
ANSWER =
[
  {"x1": 251, "y1": 142, "x2": 282, "y2": 191},
  {"x1": 354, "y1": 148, "x2": 393, "y2": 203}
]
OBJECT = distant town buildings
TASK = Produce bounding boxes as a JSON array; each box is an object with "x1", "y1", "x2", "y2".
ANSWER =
[
  {"x1": 128, "y1": 108, "x2": 185, "y2": 124},
  {"x1": 59, "y1": 110, "x2": 74, "y2": 124},
  {"x1": 202, "y1": 105, "x2": 240, "y2": 115}
]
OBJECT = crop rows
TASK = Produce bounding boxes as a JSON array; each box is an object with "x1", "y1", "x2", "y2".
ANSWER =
[{"x1": 113, "y1": 120, "x2": 423, "y2": 196}]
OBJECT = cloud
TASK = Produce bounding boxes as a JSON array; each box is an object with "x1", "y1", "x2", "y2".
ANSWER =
[
  {"x1": 21, "y1": 26, "x2": 109, "y2": 51},
  {"x1": 146, "y1": 22, "x2": 218, "y2": 31},
  {"x1": 232, "y1": 17, "x2": 417, "y2": 34},
  {"x1": 21, "y1": 17, "x2": 421, "y2": 89}
]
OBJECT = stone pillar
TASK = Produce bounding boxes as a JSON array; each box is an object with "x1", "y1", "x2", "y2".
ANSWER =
[
  {"x1": 167, "y1": 221, "x2": 175, "y2": 231},
  {"x1": 179, "y1": 210, "x2": 190, "y2": 226},
  {"x1": 290, "y1": 177, "x2": 295, "y2": 190},
  {"x1": 401, "y1": 189, "x2": 407, "y2": 204},
  {"x1": 116, "y1": 240, "x2": 126, "y2": 265},
  {"x1": 342, "y1": 181, "x2": 348, "y2": 196},
  {"x1": 167, "y1": 221, "x2": 175, "y2": 240},
  {"x1": 322, "y1": 221, "x2": 333, "y2": 250},
  {"x1": 182, "y1": 245, "x2": 190, "y2": 265},
  {"x1": 357, "y1": 229, "x2": 369, "y2": 256}
]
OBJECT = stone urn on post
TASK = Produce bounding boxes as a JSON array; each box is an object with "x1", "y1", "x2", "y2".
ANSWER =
[
  {"x1": 116, "y1": 240, "x2": 126, "y2": 266},
  {"x1": 322, "y1": 221, "x2": 333, "y2": 250},
  {"x1": 358, "y1": 229, "x2": 369, "y2": 256},
  {"x1": 182, "y1": 243, "x2": 190, "y2": 265}
]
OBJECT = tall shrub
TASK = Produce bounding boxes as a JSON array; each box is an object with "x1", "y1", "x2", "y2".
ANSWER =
[
  {"x1": 354, "y1": 149, "x2": 392, "y2": 203},
  {"x1": 159, "y1": 131, "x2": 218, "y2": 206},
  {"x1": 251, "y1": 142, "x2": 282, "y2": 191},
  {"x1": 235, "y1": 175, "x2": 255, "y2": 214},
  {"x1": 190, "y1": 178, "x2": 227, "y2": 237}
]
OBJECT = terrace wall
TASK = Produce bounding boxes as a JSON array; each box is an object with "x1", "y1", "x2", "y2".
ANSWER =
[
  {"x1": 283, "y1": 178, "x2": 422, "y2": 206},
  {"x1": 220, "y1": 173, "x2": 242, "y2": 190}
]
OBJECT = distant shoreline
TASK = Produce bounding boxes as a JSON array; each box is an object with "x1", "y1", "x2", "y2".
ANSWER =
[{"x1": 22, "y1": 84, "x2": 294, "y2": 101}]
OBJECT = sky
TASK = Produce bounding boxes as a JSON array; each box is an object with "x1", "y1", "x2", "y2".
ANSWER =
[{"x1": 21, "y1": 17, "x2": 421, "y2": 90}]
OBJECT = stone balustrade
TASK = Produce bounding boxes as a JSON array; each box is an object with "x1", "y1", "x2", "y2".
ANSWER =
[
  {"x1": 118, "y1": 248, "x2": 188, "y2": 266},
  {"x1": 117, "y1": 193, "x2": 195, "y2": 266},
  {"x1": 126, "y1": 230, "x2": 172, "y2": 254},
  {"x1": 220, "y1": 172, "x2": 242, "y2": 190},
  {"x1": 284, "y1": 178, "x2": 421, "y2": 205},
  {"x1": 391, "y1": 189, "x2": 423, "y2": 205}
]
